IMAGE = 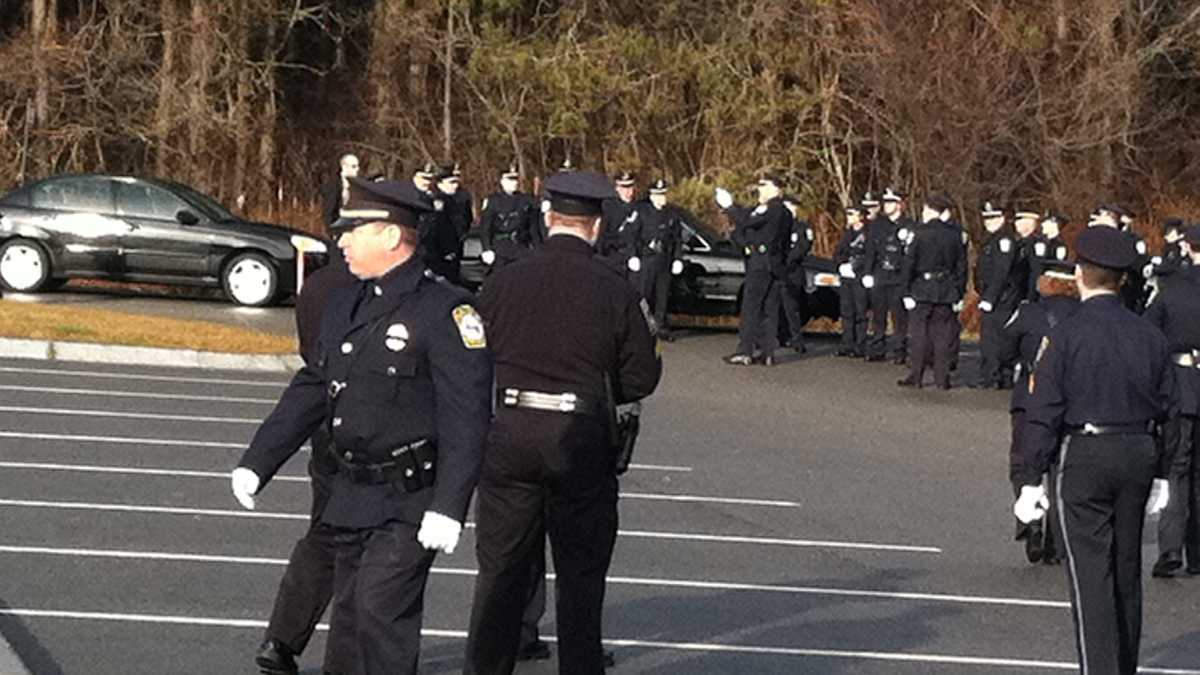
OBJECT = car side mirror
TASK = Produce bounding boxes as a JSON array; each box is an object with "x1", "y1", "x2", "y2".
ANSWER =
[{"x1": 176, "y1": 209, "x2": 200, "y2": 226}]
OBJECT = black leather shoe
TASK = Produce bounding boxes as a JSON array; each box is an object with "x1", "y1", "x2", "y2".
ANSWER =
[
  {"x1": 604, "y1": 651, "x2": 616, "y2": 667},
  {"x1": 835, "y1": 348, "x2": 855, "y2": 357},
  {"x1": 865, "y1": 354, "x2": 886, "y2": 363},
  {"x1": 516, "y1": 639, "x2": 553, "y2": 661},
  {"x1": 255, "y1": 639, "x2": 298, "y2": 675},
  {"x1": 1153, "y1": 552, "x2": 1183, "y2": 578},
  {"x1": 897, "y1": 377, "x2": 920, "y2": 388},
  {"x1": 1025, "y1": 527, "x2": 1044, "y2": 564}
]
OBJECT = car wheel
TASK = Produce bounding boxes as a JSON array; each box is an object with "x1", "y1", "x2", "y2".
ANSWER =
[
  {"x1": 0, "y1": 238, "x2": 53, "y2": 292},
  {"x1": 222, "y1": 252, "x2": 278, "y2": 307}
]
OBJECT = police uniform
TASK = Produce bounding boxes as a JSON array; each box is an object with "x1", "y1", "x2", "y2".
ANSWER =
[
  {"x1": 1015, "y1": 226, "x2": 1174, "y2": 675},
  {"x1": 634, "y1": 179, "x2": 692, "y2": 339},
  {"x1": 898, "y1": 194, "x2": 965, "y2": 389},
  {"x1": 1144, "y1": 225, "x2": 1200, "y2": 577},
  {"x1": 415, "y1": 162, "x2": 464, "y2": 284},
  {"x1": 974, "y1": 206, "x2": 1029, "y2": 389},
  {"x1": 780, "y1": 199, "x2": 814, "y2": 351},
  {"x1": 1028, "y1": 212, "x2": 1070, "y2": 299},
  {"x1": 441, "y1": 163, "x2": 474, "y2": 279},
  {"x1": 598, "y1": 170, "x2": 639, "y2": 277},
  {"x1": 464, "y1": 170, "x2": 661, "y2": 675},
  {"x1": 236, "y1": 178, "x2": 492, "y2": 675},
  {"x1": 479, "y1": 165, "x2": 540, "y2": 269},
  {"x1": 722, "y1": 176, "x2": 791, "y2": 365},
  {"x1": 864, "y1": 189, "x2": 915, "y2": 363},
  {"x1": 834, "y1": 207, "x2": 870, "y2": 357}
]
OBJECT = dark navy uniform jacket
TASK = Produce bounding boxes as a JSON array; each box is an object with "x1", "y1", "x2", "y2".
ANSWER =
[
  {"x1": 976, "y1": 227, "x2": 1025, "y2": 307},
  {"x1": 864, "y1": 214, "x2": 915, "y2": 286},
  {"x1": 480, "y1": 234, "x2": 660, "y2": 405},
  {"x1": 633, "y1": 202, "x2": 694, "y2": 265},
  {"x1": 834, "y1": 226, "x2": 868, "y2": 276},
  {"x1": 726, "y1": 198, "x2": 791, "y2": 278},
  {"x1": 599, "y1": 198, "x2": 638, "y2": 260},
  {"x1": 479, "y1": 191, "x2": 540, "y2": 253},
  {"x1": 1027, "y1": 235, "x2": 1069, "y2": 296},
  {"x1": 998, "y1": 296, "x2": 1080, "y2": 413},
  {"x1": 1144, "y1": 265, "x2": 1200, "y2": 418},
  {"x1": 239, "y1": 257, "x2": 493, "y2": 528},
  {"x1": 1015, "y1": 294, "x2": 1173, "y2": 488},
  {"x1": 902, "y1": 218, "x2": 966, "y2": 305}
]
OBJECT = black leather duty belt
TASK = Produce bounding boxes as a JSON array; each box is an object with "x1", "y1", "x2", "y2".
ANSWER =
[
  {"x1": 501, "y1": 388, "x2": 604, "y2": 417},
  {"x1": 921, "y1": 270, "x2": 949, "y2": 281},
  {"x1": 333, "y1": 438, "x2": 437, "y2": 488},
  {"x1": 1067, "y1": 422, "x2": 1154, "y2": 436}
]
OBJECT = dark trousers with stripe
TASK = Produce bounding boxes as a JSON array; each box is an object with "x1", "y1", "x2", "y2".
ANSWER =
[
  {"x1": 839, "y1": 282, "x2": 869, "y2": 354},
  {"x1": 1056, "y1": 434, "x2": 1155, "y2": 675},
  {"x1": 1158, "y1": 414, "x2": 1200, "y2": 566},
  {"x1": 906, "y1": 303, "x2": 956, "y2": 386}
]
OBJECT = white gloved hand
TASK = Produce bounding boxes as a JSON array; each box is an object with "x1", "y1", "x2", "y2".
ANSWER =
[
  {"x1": 671, "y1": 259, "x2": 684, "y2": 275},
  {"x1": 838, "y1": 262, "x2": 856, "y2": 279},
  {"x1": 417, "y1": 511, "x2": 463, "y2": 554},
  {"x1": 1013, "y1": 485, "x2": 1049, "y2": 524},
  {"x1": 714, "y1": 187, "x2": 733, "y2": 209},
  {"x1": 952, "y1": 300, "x2": 965, "y2": 313},
  {"x1": 1146, "y1": 478, "x2": 1170, "y2": 515},
  {"x1": 481, "y1": 250, "x2": 496, "y2": 266},
  {"x1": 862, "y1": 274, "x2": 875, "y2": 289},
  {"x1": 978, "y1": 300, "x2": 994, "y2": 313},
  {"x1": 231, "y1": 467, "x2": 260, "y2": 511},
  {"x1": 902, "y1": 297, "x2": 916, "y2": 311},
  {"x1": 627, "y1": 256, "x2": 642, "y2": 273}
]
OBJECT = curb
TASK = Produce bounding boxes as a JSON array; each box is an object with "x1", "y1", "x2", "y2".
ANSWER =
[{"x1": 0, "y1": 337, "x2": 302, "y2": 373}]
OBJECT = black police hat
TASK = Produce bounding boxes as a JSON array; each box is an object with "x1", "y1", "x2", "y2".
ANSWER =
[
  {"x1": 923, "y1": 192, "x2": 954, "y2": 212},
  {"x1": 648, "y1": 178, "x2": 669, "y2": 194},
  {"x1": 1014, "y1": 209, "x2": 1040, "y2": 222},
  {"x1": 1042, "y1": 209, "x2": 1068, "y2": 225},
  {"x1": 882, "y1": 187, "x2": 907, "y2": 203},
  {"x1": 415, "y1": 162, "x2": 439, "y2": 180},
  {"x1": 501, "y1": 163, "x2": 520, "y2": 180},
  {"x1": 845, "y1": 205, "x2": 863, "y2": 216},
  {"x1": 757, "y1": 173, "x2": 784, "y2": 188},
  {"x1": 1074, "y1": 226, "x2": 1138, "y2": 270},
  {"x1": 980, "y1": 201, "x2": 1003, "y2": 218},
  {"x1": 615, "y1": 170, "x2": 636, "y2": 187},
  {"x1": 559, "y1": 157, "x2": 576, "y2": 173},
  {"x1": 861, "y1": 191, "x2": 880, "y2": 208},
  {"x1": 1185, "y1": 224, "x2": 1200, "y2": 247},
  {"x1": 331, "y1": 178, "x2": 436, "y2": 234},
  {"x1": 436, "y1": 163, "x2": 457, "y2": 181},
  {"x1": 1040, "y1": 259, "x2": 1076, "y2": 280},
  {"x1": 544, "y1": 171, "x2": 616, "y2": 217},
  {"x1": 1162, "y1": 217, "x2": 1184, "y2": 234}
]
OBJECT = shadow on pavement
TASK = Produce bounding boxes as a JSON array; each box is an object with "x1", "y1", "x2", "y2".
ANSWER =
[{"x1": 0, "y1": 597, "x2": 64, "y2": 675}]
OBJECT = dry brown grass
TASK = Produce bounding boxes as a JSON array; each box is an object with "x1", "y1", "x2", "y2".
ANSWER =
[{"x1": 0, "y1": 300, "x2": 297, "y2": 354}]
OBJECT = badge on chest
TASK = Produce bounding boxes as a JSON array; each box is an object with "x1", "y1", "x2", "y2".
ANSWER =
[{"x1": 385, "y1": 323, "x2": 410, "y2": 352}]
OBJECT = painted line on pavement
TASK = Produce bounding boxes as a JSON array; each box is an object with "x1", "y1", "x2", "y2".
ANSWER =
[
  {"x1": 0, "y1": 499, "x2": 934, "y2": 553},
  {"x1": 0, "y1": 406, "x2": 261, "y2": 424},
  {"x1": 3, "y1": 609, "x2": 1196, "y2": 672},
  {"x1": 0, "y1": 365, "x2": 289, "y2": 388},
  {"x1": 0, "y1": 385, "x2": 276, "y2": 405},
  {"x1": 0, "y1": 544, "x2": 1063, "y2": 608}
]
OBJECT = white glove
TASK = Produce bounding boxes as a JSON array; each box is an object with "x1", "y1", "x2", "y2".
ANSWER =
[
  {"x1": 714, "y1": 187, "x2": 733, "y2": 209},
  {"x1": 952, "y1": 300, "x2": 965, "y2": 313},
  {"x1": 481, "y1": 250, "x2": 496, "y2": 266},
  {"x1": 902, "y1": 297, "x2": 916, "y2": 311},
  {"x1": 231, "y1": 467, "x2": 260, "y2": 511},
  {"x1": 671, "y1": 259, "x2": 684, "y2": 275},
  {"x1": 862, "y1": 274, "x2": 875, "y2": 289},
  {"x1": 838, "y1": 262, "x2": 856, "y2": 279},
  {"x1": 978, "y1": 300, "x2": 994, "y2": 313},
  {"x1": 1013, "y1": 485, "x2": 1048, "y2": 524},
  {"x1": 1146, "y1": 478, "x2": 1170, "y2": 515},
  {"x1": 627, "y1": 256, "x2": 642, "y2": 273},
  {"x1": 417, "y1": 511, "x2": 463, "y2": 554}
]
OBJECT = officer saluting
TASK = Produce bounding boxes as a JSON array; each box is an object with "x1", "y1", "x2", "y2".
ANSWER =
[
  {"x1": 479, "y1": 163, "x2": 540, "y2": 270},
  {"x1": 464, "y1": 170, "x2": 661, "y2": 675},
  {"x1": 1014, "y1": 226, "x2": 1173, "y2": 675},
  {"x1": 231, "y1": 177, "x2": 492, "y2": 675}
]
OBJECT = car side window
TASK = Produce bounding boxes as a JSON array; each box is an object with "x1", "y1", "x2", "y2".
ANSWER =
[
  {"x1": 681, "y1": 224, "x2": 707, "y2": 252},
  {"x1": 29, "y1": 177, "x2": 115, "y2": 213},
  {"x1": 116, "y1": 182, "x2": 189, "y2": 222}
]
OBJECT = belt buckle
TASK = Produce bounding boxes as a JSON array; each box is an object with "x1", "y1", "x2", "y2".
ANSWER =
[
  {"x1": 503, "y1": 388, "x2": 519, "y2": 406},
  {"x1": 558, "y1": 393, "x2": 578, "y2": 413}
]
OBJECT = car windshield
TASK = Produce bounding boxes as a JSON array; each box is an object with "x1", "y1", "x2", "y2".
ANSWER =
[{"x1": 165, "y1": 182, "x2": 238, "y2": 222}]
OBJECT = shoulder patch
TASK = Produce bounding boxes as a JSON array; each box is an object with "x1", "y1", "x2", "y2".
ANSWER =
[
  {"x1": 999, "y1": 238, "x2": 1012, "y2": 253},
  {"x1": 452, "y1": 304, "x2": 487, "y2": 350}
]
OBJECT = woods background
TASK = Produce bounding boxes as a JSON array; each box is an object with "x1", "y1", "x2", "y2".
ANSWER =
[{"x1": 2, "y1": 0, "x2": 1199, "y2": 248}]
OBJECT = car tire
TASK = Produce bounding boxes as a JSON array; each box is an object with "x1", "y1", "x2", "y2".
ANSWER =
[
  {"x1": 222, "y1": 251, "x2": 278, "y2": 307},
  {"x1": 0, "y1": 238, "x2": 53, "y2": 293}
]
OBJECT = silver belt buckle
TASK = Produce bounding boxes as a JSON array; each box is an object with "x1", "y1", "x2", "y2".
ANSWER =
[
  {"x1": 503, "y1": 388, "x2": 520, "y2": 406},
  {"x1": 558, "y1": 393, "x2": 578, "y2": 412},
  {"x1": 1082, "y1": 422, "x2": 1100, "y2": 435}
]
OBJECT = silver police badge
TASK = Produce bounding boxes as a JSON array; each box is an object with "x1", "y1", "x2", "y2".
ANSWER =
[{"x1": 384, "y1": 323, "x2": 409, "y2": 352}]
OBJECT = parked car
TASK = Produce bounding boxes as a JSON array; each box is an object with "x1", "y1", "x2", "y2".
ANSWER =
[
  {"x1": 0, "y1": 174, "x2": 330, "y2": 306},
  {"x1": 459, "y1": 219, "x2": 840, "y2": 320}
]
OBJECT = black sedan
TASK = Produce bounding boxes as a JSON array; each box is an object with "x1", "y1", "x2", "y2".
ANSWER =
[{"x1": 0, "y1": 174, "x2": 329, "y2": 306}]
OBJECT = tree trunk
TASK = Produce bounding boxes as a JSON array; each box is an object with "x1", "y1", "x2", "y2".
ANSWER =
[
  {"x1": 31, "y1": 0, "x2": 49, "y2": 127},
  {"x1": 443, "y1": 2, "x2": 453, "y2": 161},
  {"x1": 189, "y1": 0, "x2": 212, "y2": 188},
  {"x1": 154, "y1": 0, "x2": 179, "y2": 176},
  {"x1": 231, "y1": 0, "x2": 251, "y2": 209}
]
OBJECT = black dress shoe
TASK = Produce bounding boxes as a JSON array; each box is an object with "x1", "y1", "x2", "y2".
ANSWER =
[
  {"x1": 516, "y1": 639, "x2": 553, "y2": 661},
  {"x1": 605, "y1": 651, "x2": 616, "y2": 667},
  {"x1": 1153, "y1": 552, "x2": 1183, "y2": 578},
  {"x1": 835, "y1": 348, "x2": 855, "y2": 357},
  {"x1": 1025, "y1": 526, "x2": 1044, "y2": 564},
  {"x1": 865, "y1": 354, "x2": 886, "y2": 363},
  {"x1": 896, "y1": 377, "x2": 920, "y2": 388},
  {"x1": 255, "y1": 639, "x2": 298, "y2": 675}
]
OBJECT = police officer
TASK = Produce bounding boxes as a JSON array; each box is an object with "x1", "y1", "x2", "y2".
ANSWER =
[
  {"x1": 1150, "y1": 218, "x2": 1188, "y2": 279},
  {"x1": 997, "y1": 262, "x2": 1080, "y2": 565},
  {"x1": 834, "y1": 205, "x2": 870, "y2": 357},
  {"x1": 863, "y1": 188, "x2": 915, "y2": 364},
  {"x1": 973, "y1": 202, "x2": 1023, "y2": 389},
  {"x1": 861, "y1": 191, "x2": 881, "y2": 223},
  {"x1": 1014, "y1": 225, "x2": 1173, "y2": 675},
  {"x1": 321, "y1": 153, "x2": 360, "y2": 227},
  {"x1": 464, "y1": 170, "x2": 661, "y2": 675},
  {"x1": 438, "y1": 163, "x2": 473, "y2": 284},
  {"x1": 599, "y1": 170, "x2": 641, "y2": 278},
  {"x1": 634, "y1": 178, "x2": 691, "y2": 341},
  {"x1": 716, "y1": 174, "x2": 791, "y2": 366},
  {"x1": 1145, "y1": 224, "x2": 1200, "y2": 577},
  {"x1": 897, "y1": 194, "x2": 966, "y2": 389},
  {"x1": 479, "y1": 164, "x2": 540, "y2": 270},
  {"x1": 231, "y1": 177, "x2": 492, "y2": 675},
  {"x1": 780, "y1": 195, "x2": 814, "y2": 352},
  {"x1": 413, "y1": 162, "x2": 462, "y2": 284},
  {"x1": 1090, "y1": 204, "x2": 1151, "y2": 312},
  {"x1": 1028, "y1": 210, "x2": 1070, "y2": 299}
]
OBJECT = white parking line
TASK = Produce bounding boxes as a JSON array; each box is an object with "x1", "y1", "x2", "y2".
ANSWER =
[
  {"x1": 5, "y1": 608, "x2": 1196, "y2": 672},
  {"x1": 0, "y1": 406, "x2": 261, "y2": 424},
  {"x1": 0, "y1": 384, "x2": 277, "y2": 404},
  {"x1": 0, "y1": 498, "x2": 937, "y2": 553},
  {"x1": 0, "y1": 365, "x2": 290, "y2": 388},
  {"x1": 0, "y1": 544, "x2": 1065, "y2": 609}
]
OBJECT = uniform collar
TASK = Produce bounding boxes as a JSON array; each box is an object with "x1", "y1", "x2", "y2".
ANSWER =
[
  {"x1": 368, "y1": 255, "x2": 426, "y2": 299},
  {"x1": 1081, "y1": 292, "x2": 1121, "y2": 306},
  {"x1": 545, "y1": 233, "x2": 596, "y2": 254}
]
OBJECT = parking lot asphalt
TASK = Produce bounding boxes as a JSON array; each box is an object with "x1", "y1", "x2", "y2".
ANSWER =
[{"x1": 1, "y1": 334, "x2": 1199, "y2": 674}]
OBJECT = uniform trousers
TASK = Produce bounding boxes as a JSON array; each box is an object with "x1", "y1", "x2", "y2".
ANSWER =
[
  {"x1": 1158, "y1": 413, "x2": 1200, "y2": 567},
  {"x1": 1056, "y1": 434, "x2": 1155, "y2": 675},
  {"x1": 1009, "y1": 411, "x2": 1058, "y2": 557},
  {"x1": 839, "y1": 282, "x2": 869, "y2": 354},
  {"x1": 779, "y1": 268, "x2": 807, "y2": 347},
  {"x1": 907, "y1": 303, "x2": 956, "y2": 386},
  {"x1": 323, "y1": 520, "x2": 437, "y2": 675},
  {"x1": 978, "y1": 301, "x2": 1020, "y2": 386},
  {"x1": 520, "y1": 547, "x2": 548, "y2": 649},
  {"x1": 736, "y1": 269, "x2": 781, "y2": 358},
  {"x1": 641, "y1": 254, "x2": 672, "y2": 332},
  {"x1": 868, "y1": 283, "x2": 908, "y2": 358},
  {"x1": 466, "y1": 409, "x2": 618, "y2": 675}
]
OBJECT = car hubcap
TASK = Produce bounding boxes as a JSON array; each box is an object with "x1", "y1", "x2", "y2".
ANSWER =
[
  {"x1": 227, "y1": 259, "x2": 272, "y2": 305},
  {"x1": 0, "y1": 245, "x2": 45, "y2": 291}
]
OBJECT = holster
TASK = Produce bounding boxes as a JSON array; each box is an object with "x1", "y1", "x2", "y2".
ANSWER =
[
  {"x1": 614, "y1": 410, "x2": 641, "y2": 476},
  {"x1": 333, "y1": 439, "x2": 438, "y2": 492}
]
